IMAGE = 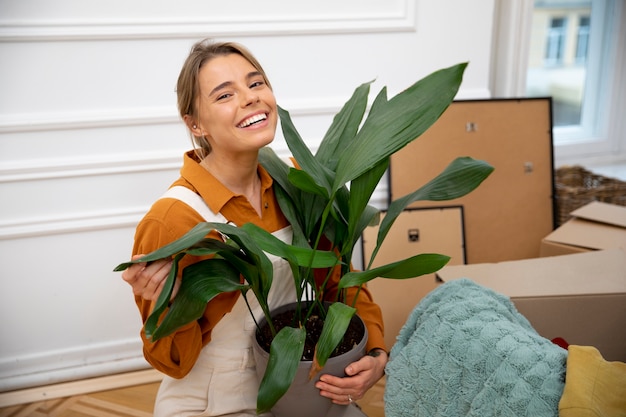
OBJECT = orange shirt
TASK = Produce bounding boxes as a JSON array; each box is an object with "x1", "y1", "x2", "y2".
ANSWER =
[{"x1": 132, "y1": 150, "x2": 386, "y2": 378}]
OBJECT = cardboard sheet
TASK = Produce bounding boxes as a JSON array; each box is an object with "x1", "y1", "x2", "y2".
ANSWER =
[{"x1": 541, "y1": 201, "x2": 626, "y2": 255}]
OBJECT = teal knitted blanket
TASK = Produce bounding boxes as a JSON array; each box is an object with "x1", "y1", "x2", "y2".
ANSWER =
[{"x1": 384, "y1": 279, "x2": 567, "y2": 417}]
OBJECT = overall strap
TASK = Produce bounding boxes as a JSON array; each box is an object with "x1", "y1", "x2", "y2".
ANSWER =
[
  {"x1": 159, "y1": 186, "x2": 227, "y2": 223},
  {"x1": 160, "y1": 158, "x2": 294, "y2": 223}
]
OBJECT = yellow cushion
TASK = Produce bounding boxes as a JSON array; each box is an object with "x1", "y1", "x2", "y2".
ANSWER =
[{"x1": 559, "y1": 345, "x2": 626, "y2": 417}]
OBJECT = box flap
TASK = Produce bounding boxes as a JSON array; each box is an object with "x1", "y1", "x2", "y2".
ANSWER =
[
  {"x1": 570, "y1": 201, "x2": 626, "y2": 228},
  {"x1": 543, "y1": 217, "x2": 626, "y2": 251},
  {"x1": 436, "y1": 248, "x2": 626, "y2": 298}
]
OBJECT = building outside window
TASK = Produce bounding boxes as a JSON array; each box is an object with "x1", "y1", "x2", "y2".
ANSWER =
[
  {"x1": 526, "y1": 1, "x2": 591, "y2": 128},
  {"x1": 545, "y1": 17, "x2": 567, "y2": 66},
  {"x1": 575, "y1": 16, "x2": 590, "y2": 64}
]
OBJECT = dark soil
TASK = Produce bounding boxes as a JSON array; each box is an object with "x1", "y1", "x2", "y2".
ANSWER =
[{"x1": 256, "y1": 304, "x2": 365, "y2": 361}]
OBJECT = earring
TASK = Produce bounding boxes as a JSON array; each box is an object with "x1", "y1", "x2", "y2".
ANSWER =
[{"x1": 193, "y1": 125, "x2": 197, "y2": 129}]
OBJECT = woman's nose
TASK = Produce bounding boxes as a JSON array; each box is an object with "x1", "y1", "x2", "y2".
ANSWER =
[{"x1": 242, "y1": 90, "x2": 260, "y2": 107}]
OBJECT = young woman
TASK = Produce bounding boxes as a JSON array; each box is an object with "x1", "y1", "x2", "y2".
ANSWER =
[{"x1": 121, "y1": 39, "x2": 388, "y2": 417}]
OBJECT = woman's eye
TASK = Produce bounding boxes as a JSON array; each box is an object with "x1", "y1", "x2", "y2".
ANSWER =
[
  {"x1": 217, "y1": 93, "x2": 231, "y2": 100},
  {"x1": 250, "y1": 81, "x2": 264, "y2": 88}
]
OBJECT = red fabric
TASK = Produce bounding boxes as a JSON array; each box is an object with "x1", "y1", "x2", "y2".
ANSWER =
[{"x1": 551, "y1": 337, "x2": 570, "y2": 350}]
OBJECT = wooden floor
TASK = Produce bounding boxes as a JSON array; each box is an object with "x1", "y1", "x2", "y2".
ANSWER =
[
  {"x1": 0, "y1": 383, "x2": 159, "y2": 417},
  {"x1": 0, "y1": 371, "x2": 386, "y2": 417}
]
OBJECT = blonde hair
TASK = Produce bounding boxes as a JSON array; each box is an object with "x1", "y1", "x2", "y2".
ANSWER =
[{"x1": 177, "y1": 39, "x2": 273, "y2": 158}]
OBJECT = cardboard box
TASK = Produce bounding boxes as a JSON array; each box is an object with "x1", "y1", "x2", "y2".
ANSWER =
[
  {"x1": 540, "y1": 201, "x2": 626, "y2": 256},
  {"x1": 436, "y1": 248, "x2": 626, "y2": 362},
  {"x1": 362, "y1": 207, "x2": 466, "y2": 349}
]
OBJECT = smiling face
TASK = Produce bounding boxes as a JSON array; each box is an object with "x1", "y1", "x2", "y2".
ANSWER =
[{"x1": 189, "y1": 53, "x2": 278, "y2": 158}]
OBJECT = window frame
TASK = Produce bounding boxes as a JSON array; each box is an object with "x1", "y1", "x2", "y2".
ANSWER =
[{"x1": 491, "y1": 0, "x2": 626, "y2": 166}]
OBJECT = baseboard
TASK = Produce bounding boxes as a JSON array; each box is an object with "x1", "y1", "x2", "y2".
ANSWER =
[
  {"x1": 0, "y1": 338, "x2": 149, "y2": 392},
  {"x1": 0, "y1": 368, "x2": 163, "y2": 408}
]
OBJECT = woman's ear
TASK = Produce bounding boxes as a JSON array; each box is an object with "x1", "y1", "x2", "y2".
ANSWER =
[{"x1": 183, "y1": 115, "x2": 202, "y2": 136}]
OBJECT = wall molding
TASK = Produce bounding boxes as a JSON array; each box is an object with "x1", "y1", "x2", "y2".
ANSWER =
[
  {"x1": 0, "y1": 1, "x2": 415, "y2": 42},
  {"x1": 0, "y1": 151, "x2": 182, "y2": 183},
  {"x1": 0, "y1": 87, "x2": 489, "y2": 136},
  {"x1": 0, "y1": 99, "x2": 345, "y2": 134},
  {"x1": 0, "y1": 107, "x2": 179, "y2": 134},
  {"x1": 0, "y1": 207, "x2": 147, "y2": 240},
  {"x1": 0, "y1": 187, "x2": 389, "y2": 240}
]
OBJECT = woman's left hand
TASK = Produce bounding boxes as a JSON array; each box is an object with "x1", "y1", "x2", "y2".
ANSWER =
[{"x1": 314, "y1": 349, "x2": 387, "y2": 405}]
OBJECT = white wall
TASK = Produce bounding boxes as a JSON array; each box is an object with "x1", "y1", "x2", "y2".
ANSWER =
[{"x1": 0, "y1": 0, "x2": 496, "y2": 390}]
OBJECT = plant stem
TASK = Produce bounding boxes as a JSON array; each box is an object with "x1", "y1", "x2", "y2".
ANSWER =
[
  {"x1": 351, "y1": 286, "x2": 363, "y2": 309},
  {"x1": 245, "y1": 291, "x2": 276, "y2": 337}
]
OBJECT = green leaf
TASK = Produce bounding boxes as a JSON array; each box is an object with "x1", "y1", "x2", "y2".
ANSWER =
[
  {"x1": 346, "y1": 158, "x2": 388, "y2": 250},
  {"x1": 183, "y1": 237, "x2": 244, "y2": 257},
  {"x1": 326, "y1": 186, "x2": 350, "y2": 242},
  {"x1": 240, "y1": 222, "x2": 340, "y2": 269},
  {"x1": 260, "y1": 133, "x2": 329, "y2": 241},
  {"x1": 272, "y1": 183, "x2": 309, "y2": 248},
  {"x1": 346, "y1": 204, "x2": 380, "y2": 259},
  {"x1": 331, "y1": 85, "x2": 389, "y2": 176},
  {"x1": 257, "y1": 326, "x2": 306, "y2": 414},
  {"x1": 143, "y1": 252, "x2": 184, "y2": 339},
  {"x1": 369, "y1": 157, "x2": 493, "y2": 265},
  {"x1": 311, "y1": 303, "x2": 356, "y2": 374},
  {"x1": 113, "y1": 222, "x2": 215, "y2": 271},
  {"x1": 278, "y1": 106, "x2": 334, "y2": 195},
  {"x1": 258, "y1": 147, "x2": 315, "y2": 247},
  {"x1": 258, "y1": 147, "x2": 297, "y2": 198},
  {"x1": 209, "y1": 223, "x2": 275, "y2": 302},
  {"x1": 316, "y1": 81, "x2": 372, "y2": 171},
  {"x1": 149, "y1": 258, "x2": 248, "y2": 340},
  {"x1": 333, "y1": 63, "x2": 467, "y2": 191},
  {"x1": 288, "y1": 168, "x2": 329, "y2": 199},
  {"x1": 298, "y1": 190, "x2": 329, "y2": 242},
  {"x1": 339, "y1": 253, "x2": 451, "y2": 289}
]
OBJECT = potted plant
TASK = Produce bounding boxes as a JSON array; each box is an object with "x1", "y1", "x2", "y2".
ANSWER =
[{"x1": 114, "y1": 62, "x2": 493, "y2": 415}]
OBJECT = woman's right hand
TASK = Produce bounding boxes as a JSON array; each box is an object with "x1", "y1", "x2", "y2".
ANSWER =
[{"x1": 121, "y1": 255, "x2": 177, "y2": 301}]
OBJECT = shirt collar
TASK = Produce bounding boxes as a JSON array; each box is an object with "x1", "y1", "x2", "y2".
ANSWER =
[{"x1": 180, "y1": 150, "x2": 274, "y2": 214}]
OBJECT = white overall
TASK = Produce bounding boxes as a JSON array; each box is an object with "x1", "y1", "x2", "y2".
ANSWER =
[{"x1": 153, "y1": 186, "x2": 297, "y2": 417}]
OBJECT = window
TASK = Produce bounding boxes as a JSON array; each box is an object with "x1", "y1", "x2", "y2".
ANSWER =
[
  {"x1": 545, "y1": 17, "x2": 566, "y2": 65},
  {"x1": 575, "y1": 16, "x2": 590, "y2": 64},
  {"x1": 493, "y1": 0, "x2": 625, "y2": 161}
]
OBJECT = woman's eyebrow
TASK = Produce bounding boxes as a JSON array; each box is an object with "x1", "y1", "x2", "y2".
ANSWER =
[
  {"x1": 209, "y1": 81, "x2": 232, "y2": 97},
  {"x1": 208, "y1": 72, "x2": 263, "y2": 97},
  {"x1": 247, "y1": 71, "x2": 263, "y2": 80}
]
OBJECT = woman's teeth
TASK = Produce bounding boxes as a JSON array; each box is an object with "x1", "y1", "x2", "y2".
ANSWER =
[{"x1": 238, "y1": 114, "x2": 267, "y2": 128}]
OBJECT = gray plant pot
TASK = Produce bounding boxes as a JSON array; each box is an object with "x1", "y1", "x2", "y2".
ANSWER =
[{"x1": 252, "y1": 302, "x2": 368, "y2": 417}]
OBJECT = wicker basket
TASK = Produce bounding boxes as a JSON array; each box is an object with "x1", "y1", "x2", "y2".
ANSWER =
[{"x1": 555, "y1": 165, "x2": 626, "y2": 226}]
